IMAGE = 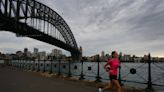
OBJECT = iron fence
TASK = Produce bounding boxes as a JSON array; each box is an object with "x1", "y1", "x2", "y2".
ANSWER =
[{"x1": 8, "y1": 55, "x2": 164, "y2": 91}]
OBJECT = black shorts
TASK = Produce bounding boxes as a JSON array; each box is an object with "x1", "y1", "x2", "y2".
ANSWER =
[{"x1": 109, "y1": 75, "x2": 117, "y2": 81}]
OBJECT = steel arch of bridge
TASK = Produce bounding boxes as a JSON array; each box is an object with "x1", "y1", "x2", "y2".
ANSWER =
[{"x1": 0, "y1": 0, "x2": 81, "y2": 58}]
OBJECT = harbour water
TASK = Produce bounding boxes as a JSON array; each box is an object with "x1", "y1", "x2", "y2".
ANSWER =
[{"x1": 11, "y1": 60, "x2": 164, "y2": 92}]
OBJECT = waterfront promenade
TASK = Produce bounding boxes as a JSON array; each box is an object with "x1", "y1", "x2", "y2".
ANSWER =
[
  {"x1": 0, "y1": 65, "x2": 145, "y2": 92},
  {"x1": 0, "y1": 66, "x2": 98, "y2": 92}
]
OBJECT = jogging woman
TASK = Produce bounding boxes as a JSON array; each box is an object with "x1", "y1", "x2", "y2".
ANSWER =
[{"x1": 99, "y1": 51, "x2": 121, "y2": 92}]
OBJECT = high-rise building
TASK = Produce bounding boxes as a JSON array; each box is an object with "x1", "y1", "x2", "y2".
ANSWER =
[
  {"x1": 38, "y1": 51, "x2": 46, "y2": 60},
  {"x1": 119, "y1": 52, "x2": 123, "y2": 60},
  {"x1": 32, "y1": 48, "x2": 39, "y2": 59},
  {"x1": 51, "y1": 49, "x2": 62, "y2": 59},
  {"x1": 23, "y1": 48, "x2": 33, "y2": 59},
  {"x1": 101, "y1": 51, "x2": 105, "y2": 57},
  {"x1": 34, "y1": 48, "x2": 38, "y2": 53},
  {"x1": 100, "y1": 51, "x2": 105, "y2": 61},
  {"x1": 24, "y1": 48, "x2": 28, "y2": 53},
  {"x1": 123, "y1": 54, "x2": 131, "y2": 61}
]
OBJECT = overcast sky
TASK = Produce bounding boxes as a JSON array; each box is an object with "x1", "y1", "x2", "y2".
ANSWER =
[{"x1": 0, "y1": 0, "x2": 164, "y2": 57}]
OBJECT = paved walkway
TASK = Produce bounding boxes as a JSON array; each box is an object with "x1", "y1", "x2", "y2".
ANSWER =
[{"x1": 0, "y1": 66, "x2": 98, "y2": 92}]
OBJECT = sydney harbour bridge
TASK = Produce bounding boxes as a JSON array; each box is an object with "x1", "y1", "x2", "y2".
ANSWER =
[{"x1": 0, "y1": 0, "x2": 81, "y2": 59}]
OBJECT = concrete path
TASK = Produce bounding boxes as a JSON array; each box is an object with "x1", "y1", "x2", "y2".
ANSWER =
[{"x1": 0, "y1": 67, "x2": 98, "y2": 92}]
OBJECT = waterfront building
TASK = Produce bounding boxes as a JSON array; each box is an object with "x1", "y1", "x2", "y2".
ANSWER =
[
  {"x1": 122, "y1": 54, "x2": 131, "y2": 61},
  {"x1": 0, "y1": 52, "x2": 5, "y2": 59},
  {"x1": 100, "y1": 51, "x2": 105, "y2": 61},
  {"x1": 32, "y1": 48, "x2": 39, "y2": 60},
  {"x1": 16, "y1": 51, "x2": 23, "y2": 59},
  {"x1": 133, "y1": 57, "x2": 142, "y2": 63},
  {"x1": 34, "y1": 48, "x2": 39, "y2": 53},
  {"x1": 24, "y1": 48, "x2": 28, "y2": 53},
  {"x1": 38, "y1": 51, "x2": 46, "y2": 60},
  {"x1": 51, "y1": 49, "x2": 62, "y2": 59}
]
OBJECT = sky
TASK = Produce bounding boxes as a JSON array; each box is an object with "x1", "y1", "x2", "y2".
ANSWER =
[{"x1": 0, "y1": 0, "x2": 164, "y2": 57}]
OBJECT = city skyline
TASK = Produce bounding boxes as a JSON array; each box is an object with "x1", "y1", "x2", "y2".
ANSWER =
[
  {"x1": 1, "y1": 47, "x2": 164, "y2": 63},
  {"x1": 1, "y1": 47, "x2": 164, "y2": 59},
  {"x1": 0, "y1": 0, "x2": 164, "y2": 57}
]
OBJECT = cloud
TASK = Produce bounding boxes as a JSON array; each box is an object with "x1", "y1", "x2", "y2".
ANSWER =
[
  {"x1": 0, "y1": 0, "x2": 164, "y2": 57},
  {"x1": 0, "y1": 32, "x2": 56, "y2": 53}
]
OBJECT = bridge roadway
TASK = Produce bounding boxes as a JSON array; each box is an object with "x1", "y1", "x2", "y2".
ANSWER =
[{"x1": 0, "y1": 66, "x2": 98, "y2": 92}]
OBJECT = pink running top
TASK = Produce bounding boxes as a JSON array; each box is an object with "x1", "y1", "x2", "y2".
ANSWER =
[{"x1": 107, "y1": 58, "x2": 120, "y2": 76}]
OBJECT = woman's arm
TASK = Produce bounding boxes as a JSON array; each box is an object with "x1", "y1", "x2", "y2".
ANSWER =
[
  {"x1": 104, "y1": 62, "x2": 109, "y2": 69},
  {"x1": 104, "y1": 59, "x2": 111, "y2": 69}
]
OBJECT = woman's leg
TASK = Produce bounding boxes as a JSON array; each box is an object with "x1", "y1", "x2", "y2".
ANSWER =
[
  {"x1": 102, "y1": 82, "x2": 113, "y2": 91},
  {"x1": 112, "y1": 80, "x2": 121, "y2": 92}
]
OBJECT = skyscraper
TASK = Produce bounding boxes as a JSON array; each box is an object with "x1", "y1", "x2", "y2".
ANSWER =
[
  {"x1": 34, "y1": 48, "x2": 38, "y2": 53},
  {"x1": 51, "y1": 49, "x2": 62, "y2": 59},
  {"x1": 24, "y1": 48, "x2": 28, "y2": 53}
]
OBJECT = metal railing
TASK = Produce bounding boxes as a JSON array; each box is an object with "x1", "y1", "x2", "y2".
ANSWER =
[{"x1": 8, "y1": 55, "x2": 164, "y2": 91}]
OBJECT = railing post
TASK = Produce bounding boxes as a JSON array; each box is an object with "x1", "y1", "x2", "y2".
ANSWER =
[
  {"x1": 20, "y1": 60, "x2": 22, "y2": 69},
  {"x1": 67, "y1": 60, "x2": 72, "y2": 77},
  {"x1": 23, "y1": 59, "x2": 26, "y2": 70},
  {"x1": 16, "y1": 60, "x2": 18, "y2": 68},
  {"x1": 146, "y1": 53, "x2": 154, "y2": 92},
  {"x1": 19, "y1": 60, "x2": 21, "y2": 69},
  {"x1": 29, "y1": 60, "x2": 31, "y2": 70},
  {"x1": 22, "y1": 60, "x2": 24, "y2": 69},
  {"x1": 31, "y1": 60, "x2": 34, "y2": 71},
  {"x1": 26, "y1": 59, "x2": 28, "y2": 71},
  {"x1": 43, "y1": 60, "x2": 45, "y2": 72},
  {"x1": 18, "y1": 60, "x2": 19, "y2": 68},
  {"x1": 27, "y1": 60, "x2": 29, "y2": 70},
  {"x1": 118, "y1": 64, "x2": 124, "y2": 86},
  {"x1": 27, "y1": 59, "x2": 30, "y2": 71},
  {"x1": 95, "y1": 55, "x2": 101, "y2": 82},
  {"x1": 49, "y1": 60, "x2": 52, "y2": 74},
  {"x1": 79, "y1": 60, "x2": 85, "y2": 80},
  {"x1": 21, "y1": 60, "x2": 23, "y2": 69},
  {"x1": 24, "y1": 60, "x2": 27, "y2": 70},
  {"x1": 118, "y1": 55, "x2": 123, "y2": 86},
  {"x1": 21, "y1": 59, "x2": 24, "y2": 70},
  {"x1": 37, "y1": 60, "x2": 40, "y2": 72},
  {"x1": 26, "y1": 60, "x2": 28, "y2": 70},
  {"x1": 58, "y1": 60, "x2": 61, "y2": 76}
]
